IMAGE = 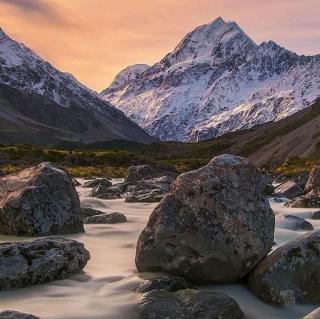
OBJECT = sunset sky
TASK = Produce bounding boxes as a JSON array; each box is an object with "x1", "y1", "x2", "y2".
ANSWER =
[{"x1": 0, "y1": 0, "x2": 319, "y2": 92}]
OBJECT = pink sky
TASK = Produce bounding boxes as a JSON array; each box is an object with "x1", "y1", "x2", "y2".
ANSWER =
[{"x1": 0, "y1": 0, "x2": 319, "y2": 91}]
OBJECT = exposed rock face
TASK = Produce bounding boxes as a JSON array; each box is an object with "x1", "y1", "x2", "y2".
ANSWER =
[
  {"x1": 305, "y1": 166, "x2": 320, "y2": 194},
  {"x1": 136, "y1": 274, "x2": 194, "y2": 293},
  {"x1": 125, "y1": 175, "x2": 176, "y2": 203},
  {"x1": 84, "y1": 212, "x2": 127, "y2": 224},
  {"x1": 285, "y1": 195, "x2": 320, "y2": 208},
  {"x1": 276, "y1": 214, "x2": 314, "y2": 231},
  {"x1": 139, "y1": 289, "x2": 244, "y2": 319},
  {"x1": 0, "y1": 237, "x2": 90, "y2": 290},
  {"x1": 0, "y1": 163, "x2": 84, "y2": 236},
  {"x1": 0, "y1": 311, "x2": 40, "y2": 319},
  {"x1": 83, "y1": 178, "x2": 112, "y2": 189},
  {"x1": 274, "y1": 180, "x2": 304, "y2": 199},
  {"x1": 136, "y1": 154, "x2": 275, "y2": 283},
  {"x1": 249, "y1": 230, "x2": 320, "y2": 305}
]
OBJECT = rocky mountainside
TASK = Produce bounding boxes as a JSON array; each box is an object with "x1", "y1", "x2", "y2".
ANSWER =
[
  {"x1": 0, "y1": 28, "x2": 155, "y2": 145},
  {"x1": 101, "y1": 17, "x2": 320, "y2": 142}
]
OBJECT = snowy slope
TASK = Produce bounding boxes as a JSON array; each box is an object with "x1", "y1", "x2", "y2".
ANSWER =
[
  {"x1": 0, "y1": 28, "x2": 155, "y2": 144},
  {"x1": 101, "y1": 17, "x2": 320, "y2": 142}
]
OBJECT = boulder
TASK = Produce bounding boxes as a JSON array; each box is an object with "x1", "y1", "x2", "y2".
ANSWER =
[
  {"x1": 276, "y1": 214, "x2": 314, "y2": 231},
  {"x1": 94, "y1": 185, "x2": 122, "y2": 199},
  {"x1": 82, "y1": 178, "x2": 112, "y2": 189},
  {"x1": 139, "y1": 289, "x2": 244, "y2": 319},
  {"x1": 305, "y1": 166, "x2": 320, "y2": 195},
  {"x1": 125, "y1": 175, "x2": 176, "y2": 203},
  {"x1": 125, "y1": 165, "x2": 161, "y2": 184},
  {"x1": 136, "y1": 274, "x2": 194, "y2": 293},
  {"x1": 89, "y1": 184, "x2": 111, "y2": 197},
  {"x1": 285, "y1": 195, "x2": 320, "y2": 208},
  {"x1": 84, "y1": 212, "x2": 127, "y2": 224},
  {"x1": 0, "y1": 311, "x2": 40, "y2": 319},
  {"x1": 0, "y1": 162, "x2": 84, "y2": 236},
  {"x1": 0, "y1": 237, "x2": 90, "y2": 290},
  {"x1": 0, "y1": 170, "x2": 5, "y2": 178},
  {"x1": 293, "y1": 172, "x2": 309, "y2": 189},
  {"x1": 249, "y1": 230, "x2": 320, "y2": 305},
  {"x1": 274, "y1": 180, "x2": 304, "y2": 199},
  {"x1": 81, "y1": 207, "x2": 105, "y2": 218},
  {"x1": 136, "y1": 154, "x2": 275, "y2": 284},
  {"x1": 304, "y1": 308, "x2": 320, "y2": 319},
  {"x1": 311, "y1": 211, "x2": 320, "y2": 219}
]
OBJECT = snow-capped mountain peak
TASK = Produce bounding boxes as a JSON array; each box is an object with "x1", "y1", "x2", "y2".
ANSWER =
[{"x1": 101, "y1": 17, "x2": 320, "y2": 142}]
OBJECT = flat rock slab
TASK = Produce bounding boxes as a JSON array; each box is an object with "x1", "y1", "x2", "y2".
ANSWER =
[
  {"x1": 139, "y1": 289, "x2": 244, "y2": 319},
  {"x1": 0, "y1": 311, "x2": 40, "y2": 319},
  {"x1": 84, "y1": 212, "x2": 127, "y2": 224},
  {"x1": 0, "y1": 237, "x2": 90, "y2": 290},
  {"x1": 249, "y1": 230, "x2": 320, "y2": 305}
]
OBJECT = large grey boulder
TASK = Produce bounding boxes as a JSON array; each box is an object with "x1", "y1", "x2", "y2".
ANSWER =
[
  {"x1": 139, "y1": 289, "x2": 244, "y2": 319},
  {"x1": 249, "y1": 230, "x2": 320, "y2": 305},
  {"x1": 304, "y1": 308, "x2": 320, "y2": 319},
  {"x1": 285, "y1": 194, "x2": 320, "y2": 208},
  {"x1": 0, "y1": 163, "x2": 83, "y2": 236},
  {"x1": 305, "y1": 166, "x2": 320, "y2": 195},
  {"x1": 274, "y1": 180, "x2": 304, "y2": 199},
  {"x1": 84, "y1": 212, "x2": 127, "y2": 224},
  {"x1": 0, "y1": 237, "x2": 90, "y2": 290},
  {"x1": 125, "y1": 175, "x2": 176, "y2": 203},
  {"x1": 136, "y1": 154, "x2": 275, "y2": 283},
  {"x1": 83, "y1": 178, "x2": 112, "y2": 189},
  {"x1": 0, "y1": 311, "x2": 40, "y2": 319}
]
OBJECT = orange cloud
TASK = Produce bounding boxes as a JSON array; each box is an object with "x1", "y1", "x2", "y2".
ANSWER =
[{"x1": 0, "y1": 0, "x2": 319, "y2": 91}]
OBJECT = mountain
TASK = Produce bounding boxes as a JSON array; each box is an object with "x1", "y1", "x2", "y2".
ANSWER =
[
  {"x1": 101, "y1": 17, "x2": 320, "y2": 142},
  {"x1": 0, "y1": 28, "x2": 156, "y2": 145}
]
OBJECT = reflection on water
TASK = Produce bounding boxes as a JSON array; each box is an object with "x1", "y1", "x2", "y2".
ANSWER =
[{"x1": 0, "y1": 185, "x2": 318, "y2": 318}]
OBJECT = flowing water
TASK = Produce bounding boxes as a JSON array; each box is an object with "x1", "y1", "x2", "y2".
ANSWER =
[{"x1": 0, "y1": 181, "x2": 318, "y2": 319}]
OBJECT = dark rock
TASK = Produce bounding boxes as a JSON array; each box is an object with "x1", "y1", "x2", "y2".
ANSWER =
[
  {"x1": 136, "y1": 154, "x2": 275, "y2": 284},
  {"x1": 274, "y1": 180, "x2": 304, "y2": 199},
  {"x1": 125, "y1": 165, "x2": 161, "y2": 184},
  {"x1": 293, "y1": 172, "x2": 309, "y2": 189},
  {"x1": 72, "y1": 178, "x2": 81, "y2": 186},
  {"x1": 273, "y1": 174, "x2": 289, "y2": 184},
  {"x1": 83, "y1": 178, "x2": 112, "y2": 189},
  {"x1": 277, "y1": 214, "x2": 314, "y2": 231},
  {"x1": 0, "y1": 170, "x2": 5, "y2": 178},
  {"x1": 0, "y1": 311, "x2": 40, "y2": 319},
  {"x1": 81, "y1": 207, "x2": 105, "y2": 218},
  {"x1": 0, "y1": 162, "x2": 84, "y2": 236},
  {"x1": 125, "y1": 175, "x2": 176, "y2": 203},
  {"x1": 249, "y1": 230, "x2": 320, "y2": 305},
  {"x1": 136, "y1": 274, "x2": 194, "y2": 293},
  {"x1": 264, "y1": 184, "x2": 275, "y2": 196},
  {"x1": 0, "y1": 237, "x2": 90, "y2": 290},
  {"x1": 84, "y1": 212, "x2": 127, "y2": 224},
  {"x1": 311, "y1": 211, "x2": 320, "y2": 219},
  {"x1": 305, "y1": 166, "x2": 320, "y2": 195},
  {"x1": 94, "y1": 185, "x2": 122, "y2": 199},
  {"x1": 285, "y1": 194, "x2": 320, "y2": 208},
  {"x1": 273, "y1": 197, "x2": 284, "y2": 203},
  {"x1": 139, "y1": 289, "x2": 244, "y2": 319}
]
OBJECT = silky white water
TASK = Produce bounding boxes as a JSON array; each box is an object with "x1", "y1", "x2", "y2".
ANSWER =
[{"x1": 0, "y1": 182, "x2": 318, "y2": 319}]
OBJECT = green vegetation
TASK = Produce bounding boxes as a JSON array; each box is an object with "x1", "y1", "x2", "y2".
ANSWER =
[{"x1": 276, "y1": 156, "x2": 320, "y2": 177}]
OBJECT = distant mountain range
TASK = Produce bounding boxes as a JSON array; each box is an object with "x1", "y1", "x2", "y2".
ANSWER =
[
  {"x1": 101, "y1": 17, "x2": 320, "y2": 142},
  {"x1": 0, "y1": 28, "x2": 156, "y2": 145}
]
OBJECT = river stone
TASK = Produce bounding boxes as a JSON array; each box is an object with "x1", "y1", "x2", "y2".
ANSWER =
[
  {"x1": 89, "y1": 184, "x2": 111, "y2": 197},
  {"x1": 84, "y1": 212, "x2": 127, "y2": 224},
  {"x1": 0, "y1": 311, "x2": 41, "y2": 319},
  {"x1": 305, "y1": 166, "x2": 320, "y2": 195},
  {"x1": 312, "y1": 211, "x2": 320, "y2": 219},
  {"x1": 95, "y1": 185, "x2": 122, "y2": 199},
  {"x1": 136, "y1": 274, "x2": 194, "y2": 293},
  {"x1": 248, "y1": 230, "x2": 320, "y2": 305},
  {"x1": 0, "y1": 162, "x2": 83, "y2": 236},
  {"x1": 125, "y1": 165, "x2": 161, "y2": 184},
  {"x1": 139, "y1": 289, "x2": 244, "y2": 319},
  {"x1": 274, "y1": 180, "x2": 304, "y2": 199},
  {"x1": 81, "y1": 207, "x2": 105, "y2": 218},
  {"x1": 285, "y1": 195, "x2": 320, "y2": 208},
  {"x1": 304, "y1": 308, "x2": 320, "y2": 319},
  {"x1": 136, "y1": 154, "x2": 275, "y2": 284},
  {"x1": 0, "y1": 237, "x2": 90, "y2": 290},
  {"x1": 83, "y1": 178, "x2": 112, "y2": 188},
  {"x1": 277, "y1": 214, "x2": 314, "y2": 231}
]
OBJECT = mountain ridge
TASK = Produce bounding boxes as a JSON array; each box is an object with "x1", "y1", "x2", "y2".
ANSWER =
[{"x1": 101, "y1": 17, "x2": 320, "y2": 142}]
